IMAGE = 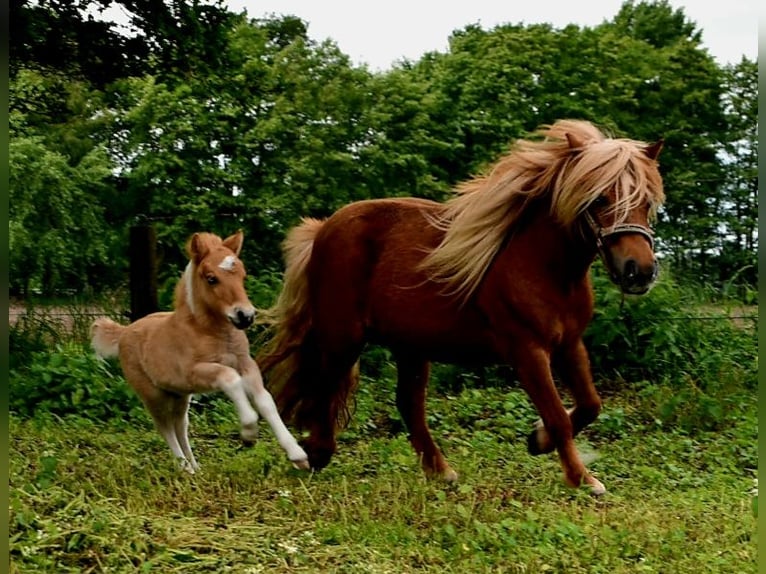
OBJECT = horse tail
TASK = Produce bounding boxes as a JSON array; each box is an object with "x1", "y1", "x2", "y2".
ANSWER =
[
  {"x1": 90, "y1": 317, "x2": 124, "y2": 359},
  {"x1": 258, "y1": 217, "x2": 327, "y2": 426}
]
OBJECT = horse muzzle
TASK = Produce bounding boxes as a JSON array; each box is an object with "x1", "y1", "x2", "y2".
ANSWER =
[
  {"x1": 229, "y1": 307, "x2": 255, "y2": 329},
  {"x1": 584, "y1": 212, "x2": 658, "y2": 295},
  {"x1": 612, "y1": 257, "x2": 659, "y2": 295}
]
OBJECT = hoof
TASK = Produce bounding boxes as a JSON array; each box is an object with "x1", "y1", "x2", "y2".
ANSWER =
[
  {"x1": 291, "y1": 458, "x2": 311, "y2": 471},
  {"x1": 527, "y1": 423, "x2": 554, "y2": 456},
  {"x1": 567, "y1": 474, "x2": 607, "y2": 496},
  {"x1": 425, "y1": 465, "x2": 459, "y2": 482},
  {"x1": 241, "y1": 422, "x2": 259, "y2": 444},
  {"x1": 442, "y1": 467, "x2": 459, "y2": 482},
  {"x1": 303, "y1": 443, "x2": 335, "y2": 471},
  {"x1": 586, "y1": 476, "x2": 607, "y2": 496},
  {"x1": 178, "y1": 458, "x2": 197, "y2": 474}
]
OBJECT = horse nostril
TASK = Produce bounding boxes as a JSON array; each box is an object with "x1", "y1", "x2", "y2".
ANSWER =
[
  {"x1": 624, "y1": 259, "x2": 638, "y2": 280},
  {"x1": 235, "y1": 309, "x2": 254, "y2": 327}
]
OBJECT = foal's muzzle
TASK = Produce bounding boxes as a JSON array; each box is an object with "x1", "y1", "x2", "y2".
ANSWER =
[{"x1": 229, "y1": 307, "x2": 255, "y2": 329}]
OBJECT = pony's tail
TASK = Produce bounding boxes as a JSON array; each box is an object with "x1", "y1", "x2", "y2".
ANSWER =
[
  {"x1": 90, "y1": 317, "x2": 124, "y2": 359},
  {"x1": 257, "y1": 218, "x2": 326, "y2": 427}
]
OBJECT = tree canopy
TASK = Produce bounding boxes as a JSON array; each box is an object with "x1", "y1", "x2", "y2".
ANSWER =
[{"x1": 9, "y1": 0, "x2": 757, "y2": 297}]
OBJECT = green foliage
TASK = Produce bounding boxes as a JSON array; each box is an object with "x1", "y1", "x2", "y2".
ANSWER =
[
  {"x1": 585, "y1": 265, "x2": 756, "y2": 432},
  {"x1": 9, "y1": 381, "x2": 756, "y2": 573},
  {"x1": 586, "y1": 265, "x2": 756, "y2": 388},
  {"x1": 9, "y1": 343, "x2": 143, "y2": 422},
  {"x1": 9, "y1": 2, "x2": 758, "y2": 294}
]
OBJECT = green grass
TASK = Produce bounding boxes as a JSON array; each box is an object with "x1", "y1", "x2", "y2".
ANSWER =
[{"x1": 9, "y1": 381, "x2": 757, "y2": 573}]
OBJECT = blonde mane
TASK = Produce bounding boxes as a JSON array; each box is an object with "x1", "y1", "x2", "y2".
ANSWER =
[{"x1": 420, "y1": 119, "x2": 665, "y2": 302}]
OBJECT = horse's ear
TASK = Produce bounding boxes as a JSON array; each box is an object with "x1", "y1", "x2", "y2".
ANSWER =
[
  {"x1": 565, "y1": 132, "x2": 586, "y2": 151},
  {"x1": 187, "y1": 233, "x2": 209, "y2": 264},
  {"x1": 644, "y1": 138, "x2": 664, "y2": 160},
  {"x1": 223, "y1": 230, "x2": 244, "y2": 256}
]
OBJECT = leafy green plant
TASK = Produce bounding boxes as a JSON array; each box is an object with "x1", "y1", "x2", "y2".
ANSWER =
[
  {"x1": 586, "y1": 265, "x2": 757, "y2": 391},
  {"x1": 10, "y1": 342, "x2": 143, "y2": 422}
]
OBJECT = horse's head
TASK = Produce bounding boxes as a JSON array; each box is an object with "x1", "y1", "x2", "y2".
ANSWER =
[
  {"x1": 569, "y1": 133, "x2": 664, "y2": 295},
  {"x1": 547, "y1": 124, "x2": 665, "y2": 295},
  {"x1": 186, "y1": 231, "x2": 256, "y2": 329}
]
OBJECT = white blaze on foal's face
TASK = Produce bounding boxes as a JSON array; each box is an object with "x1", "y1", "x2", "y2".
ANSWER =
[{"x1": 219, "y1": 255, "x2": 237, "y2": 272}]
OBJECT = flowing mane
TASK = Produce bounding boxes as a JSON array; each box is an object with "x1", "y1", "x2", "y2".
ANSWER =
[{"x1": 420, "y1": 119, "x2": 666, "y2": 301}]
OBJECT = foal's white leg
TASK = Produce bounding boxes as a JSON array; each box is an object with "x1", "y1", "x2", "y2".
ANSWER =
[
  {"x1": 221, "y1": 380, "x2": 260, "y2": 443},
  {"x1": 242, "y1": 366, "x2": 309, "y2": 469},
  {"x1": 156, "y1": 420, "x2": 196, "y2": 474},
  {"x1": 191, "y1": 363, "x2": 260, "y2": 443},
  {"x1": 142, "y1": 392, "x2": 196, "y2": 474},
  {"x1": 174, "y1": 396, "x2": 200, "y2": 471}
]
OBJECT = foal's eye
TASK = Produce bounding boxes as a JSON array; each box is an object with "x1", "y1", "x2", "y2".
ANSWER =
[{"x1": 206, "y1": 275, "x2": 218, "y2": 285}]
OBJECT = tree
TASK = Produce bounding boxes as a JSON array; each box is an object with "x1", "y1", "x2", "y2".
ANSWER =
[
  {"x1": 601, "y1": 1, "x2": 728, "y2": 280},
  {"x1": 716, "y1": 57, "x2": 758, "y2": 291},
  {"x1": 9, "y1": 137, "x2": 115, "y2": 296}
]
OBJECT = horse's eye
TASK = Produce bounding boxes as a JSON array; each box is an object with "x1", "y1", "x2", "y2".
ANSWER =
[
  {"x1": 206, "y1": 275, "x2": 218, "y2": 285},
  {"x1": 593, "y1": 195, "x2": 609, "y2": 208}
]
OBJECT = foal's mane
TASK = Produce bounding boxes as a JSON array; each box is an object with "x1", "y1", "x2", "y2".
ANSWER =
[
  {"x1": 175, "y1": 233, "x2": 228, "y2": 315},
  {"x1": 421, "y1": 119, "x2": 665, "y2": 302}
]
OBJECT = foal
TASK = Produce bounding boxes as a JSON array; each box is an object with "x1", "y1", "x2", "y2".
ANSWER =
[{"x1": 91, "y1": 231, "x2": 308, "y2": 473}]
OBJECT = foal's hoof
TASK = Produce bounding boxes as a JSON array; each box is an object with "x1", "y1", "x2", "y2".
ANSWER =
[
  {"x1": 240, "y1": 422, "x2": 259, "y2": 445},
  {"x1": 178, "y1": 458, "x2": 197, "y2": 475},
  {"x1": 291, "y1": 458, "x2": 311, "y2": 471}
]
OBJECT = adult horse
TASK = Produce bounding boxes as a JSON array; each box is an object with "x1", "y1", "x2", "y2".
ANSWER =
[
  {"x1": 91, "y1": 231, "x2": 309, "y2": 473},
  {"x1": 258, "y1": 120, "x2": 664, "y2": 494}
]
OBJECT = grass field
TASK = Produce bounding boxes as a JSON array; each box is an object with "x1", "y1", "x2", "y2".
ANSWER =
[{"x1": 9, "y1": 375, "x2": 757, "y2": 573}]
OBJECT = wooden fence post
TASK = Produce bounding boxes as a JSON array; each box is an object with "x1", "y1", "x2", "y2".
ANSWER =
[{"x1": 129, "y1": 218, "x2": 159, "y2": 321}]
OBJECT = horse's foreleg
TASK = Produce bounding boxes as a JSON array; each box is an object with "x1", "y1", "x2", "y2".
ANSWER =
[
  {"x1": 395, "y1": 355, "x2": 458, "y2": 482},
  {"x1": 190, "y1": 363, "x2": 259, "y2": 443},
  {"x1": 514, "y1": 346, "x2": 605, "y2": 495},
  {"x1": 296, "y1": 344, "x2": 362, "y2": 472},
  {"x1": 241, "y1": 361, "x2": 309, "y2": 469},
  {"x1": 529, "y1": 339, "x2": 602, "y2": 456}
]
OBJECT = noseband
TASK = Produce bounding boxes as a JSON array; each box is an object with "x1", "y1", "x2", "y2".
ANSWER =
[{"x1": 584, "y1": 210, "x2": 655, "y2": 273}]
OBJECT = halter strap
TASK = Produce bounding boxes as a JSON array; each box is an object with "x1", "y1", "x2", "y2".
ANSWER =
[{"x1": 584, "y1": 211, "x2": 655, "y2": 268}]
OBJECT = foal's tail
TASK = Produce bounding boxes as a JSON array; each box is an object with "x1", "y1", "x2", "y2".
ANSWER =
[
  {"x1": 90, "y1": 317, "x2": 124, "y2": 359},
  {"x1": 258, "y1": 217, "x2": 331, "y2": 427}
]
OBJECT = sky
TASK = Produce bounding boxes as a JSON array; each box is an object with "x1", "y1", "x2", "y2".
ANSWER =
[{"x1": 222, "y1": 0, "x2": 759, "y2": 70}]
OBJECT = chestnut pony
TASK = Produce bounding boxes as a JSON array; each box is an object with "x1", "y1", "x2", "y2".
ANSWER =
[
  {"x1": 91, "y1": 231, "x2": 308, "y2": 473},
  {"x1": 259, "y1": 120, "x2": 664, "y2": 494}
]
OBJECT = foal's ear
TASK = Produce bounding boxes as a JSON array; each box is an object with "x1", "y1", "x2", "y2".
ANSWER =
[
  {"x1": 222, "y1": 230, "x2": 244, "y2": 256},
  {"x1": 187, "y1": 233, "x2": 210, "y2": 264},
  {"x1": 565, "y1": 132, "x2": 587, "y2": 151},
  {"x1": 644, "y1": 138, "x2": 664, "y2": 160}
]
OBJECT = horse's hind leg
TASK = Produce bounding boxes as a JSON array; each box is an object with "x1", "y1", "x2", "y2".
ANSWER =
[
  {"x1": 121, "y1": 361, "x2": 197, "y2": 473},
  {"x1": 173, "y1": 395, "x2": 200, "y2": 472},
  {"x1": 395, "y1": 355, "x2": 457, "y2": 482},
  {"x1": 528, "y1": 338, "x2": 601, "y2": 456},
  {"x1": 143, "y1": 390, "x2": 197, "y2": 473}
]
